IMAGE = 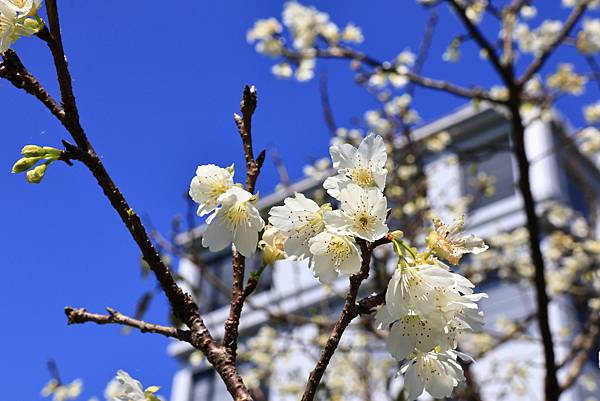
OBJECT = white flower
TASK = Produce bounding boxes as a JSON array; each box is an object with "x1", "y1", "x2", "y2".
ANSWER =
[
  {"x1": 105, "y1": 371, "x2": 145, "y2": 401},
  {"x1": 189, "y1": 164, "x2": 234, "y2": 216},
  {"x1": 271, "y1": 62, "x2": 293, "y2": 78},
  {"x1": 401, "y1": 350, "x2": 466, "y2": 400},
  {"x1": 202, "y1": 186, "x2": 265, "y2": 257},
  {"x1": 520, "y1": 5, "x2": 537, "y2": 19},
  {"x1": 584, "y1": 100, "x2": 600, "y2": 124},
  {"x1": 247, "y1": 18, "x2": 282, "y2": 43},
  {"x1": 546, "y1": 63, "x2": 587, "y2": 95},
  {"x1": 323, "y1": 133, "x2": 387, "y2": 198},
  {"x1": 426, "y1": 216, "x2": 488, "y2": 265},
  {"x1": 385, "y1": 315, "x2": 442, "y2": 360},
  {"x1": 578, "y1": 19, "x2": 600, "y2": 54},
  {"x1": 41, "y1": 378, "x2": 83, "y2": 401},
  {"x1": 295, "y1": 57, "x2": 316, "y2": 81},
  {"x1": 0, "y1": 0, "x2": 43, "y2": 53},
  {"x1": 324, "y1": 183, "x2": 388, "y2": 241},
  {"x1": 515, "y1": 20, "x2": 563, "y2": 55},
  {"x1": 385, "y1": 261, "x2": 462, "y2": 319},
  {"x1": 341, "y1": 23, "x2": 363, "y2": 43},
  {"x1": 282, "y1": 1, "x2": 336, "y2": 49},
  {"x1": 308, "y1": 231, "x2": 362, "y2": 283},
  {"x1": 396, "y1": 49, "x2": 416, "y2": 66},
  {"x1": 268, "y1": 192, "x2": 330, "y2": 259},
  {"x1": 247, "y1": 18, "x2": 284, "y2": 57}
]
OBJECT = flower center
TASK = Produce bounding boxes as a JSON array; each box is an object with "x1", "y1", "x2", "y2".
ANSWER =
[
  {"x1": 10, "y1": 0, "x2": 26, "y2": 7},
  {"x1": 210, "y1": 181, "x2": 229, "y2": 199},
  {"x1": 349, "y1": 167, "x2": 375, "y2": 187},
  {"x1": 225, "y1": 203, "x2": 249, "y2": 229},
  {"x1": 327, "y1": 238, "x2": 351, "y2": 267},
  {"x1": 354, "y1": 211, "x2": 373, "y2": 230}
]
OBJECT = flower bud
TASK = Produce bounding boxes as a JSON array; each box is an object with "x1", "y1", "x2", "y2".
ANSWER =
[
  {"x1": 23, "y1": 17, "x2": 43, "y2": 31},
  {"x1": 26, "y1": 163, "x2": 47, "y2": 184},
  {"x1": 42, "y1": 146, "x2": 62, "y2": 158},
  {"x1": 388, "y1": 230, "x2": 404, "y2": 240},
  {"x1": 21, "y1": 145, "x2": 45, "y2": 157},
  {"x1": 12, "y1": 156, "x2": 40, "y2": 173}
]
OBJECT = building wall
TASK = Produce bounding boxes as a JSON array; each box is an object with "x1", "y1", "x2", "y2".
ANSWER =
[{"x1": 169, "y1": 107, "x2": 600, "y2": 401}]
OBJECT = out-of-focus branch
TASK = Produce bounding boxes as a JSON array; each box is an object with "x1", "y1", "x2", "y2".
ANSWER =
[
  {"x1": 507, "y1": 95, "x2": 561, "y2": 401},
  {"x1": 559, "y1": 312, "x2": 600, "y2": 391},
  {"x1": 519, "y1": 0, "x2": 591, "y2": 86},
  {"x1": 282, "y1": 48, "x2": 502, "y2": 104},
  {"x1": 585, "y1": 56, "x2": 600, "y2": 91},
  {"x1": 300, "y1": 241, "x2": 373, "y2": 401},
  {"x1": 500, "y1": 0, "x2": 528, "y2": 66},
  {"x1": 319, "y1": 72, "x2": 338, "y2": 136},
  {"x1": 65, "y1": 306, "x2": 190, "y2": 340},
  {"x1": 446, "y1": 0, "x2": 509, "y2": 82}
]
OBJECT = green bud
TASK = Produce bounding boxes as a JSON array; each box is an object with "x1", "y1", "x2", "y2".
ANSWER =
[
  {"x1": 42, "y1": 146, "x2": 62, "y2": 158},
  {"x1": 21, "y1": 145, "x2": 45, "y2": 157},
  {"x1": 26, "y1": 163, "x2": 47, "y2": 184},
  {"x1": 12, "y1": 156, "x2": 41, "y2": 173}
]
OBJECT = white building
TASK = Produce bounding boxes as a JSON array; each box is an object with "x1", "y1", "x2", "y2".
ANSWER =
[{"x1": 168, "y1": 104, "x2": 600, "y2": 401}]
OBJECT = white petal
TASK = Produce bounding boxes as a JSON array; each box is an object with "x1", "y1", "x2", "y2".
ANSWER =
[
  {"x1": 202, "y1": 214, "x2": 232, "y2": 252},
  {"x1": 358, "y1": 133, "x2": 387, "y2": 168},
  {"x1": 336, "y1": 240, "x2": 362, "y2": 275},
  {"x1": 311, "y1": 256, "x2": 339, "y2": 284},
  {"x1": 404, "y1": 362, "x2": 425, "y2": 401},
  {"x1": 330, "y1": 143, "x2": 358, "y2": 170},
  {"x1": 387, "y1": 322, "x2": 415, "y2": 360}
]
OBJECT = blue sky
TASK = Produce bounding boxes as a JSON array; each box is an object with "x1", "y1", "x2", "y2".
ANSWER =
[{"x1": 0, "y1": 1, "x2": 597, "y2": 400}]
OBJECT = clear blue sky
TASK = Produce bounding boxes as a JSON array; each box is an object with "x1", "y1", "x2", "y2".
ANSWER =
[{"x1": 0, "y1": 1, "x2": 596, "y2": 400}]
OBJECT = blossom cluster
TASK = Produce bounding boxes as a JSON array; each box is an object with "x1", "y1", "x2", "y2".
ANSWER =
[
  {"x1": 375, "y1": 216, "x2": 488, "y2": 400},
  {"x1": 246, "y1": 1, "x2": 363, "y2": 81},
  {"x1": 515, "y1": 20, "x2": 563, "y2": 55},
  {"x1": 269, "y1": 133, "x2": 389, "y2": 283},
  {"x1": 189, "y1": 132, "x2": 488, "y2": 399},
  {"x1": 0, "y1": 0, "x2": 43, "y2": 53}
]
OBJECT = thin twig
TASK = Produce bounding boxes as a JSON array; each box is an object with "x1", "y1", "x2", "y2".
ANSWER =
[
  {"x1": 64, "y1": 306, "x2": 190, "y2": 340},
  {"x1": 300, "y1": 241, "x2": 373, "y2": 401},
  {"x1": 223, "y1": 86, "x2": 266, "y2": 360}
]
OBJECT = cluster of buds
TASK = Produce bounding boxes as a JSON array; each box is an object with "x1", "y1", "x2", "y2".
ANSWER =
[{"x1": 11, "y1": 144, "x2": 62, "y2": 183}]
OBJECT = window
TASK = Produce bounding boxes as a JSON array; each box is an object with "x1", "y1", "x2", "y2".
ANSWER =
[
  {"x1": 565, "y1": 168, "x2": 594, "y2": 219},
  {"x1": 460, "y1": 136, "x2": 515, "y2": 211}
]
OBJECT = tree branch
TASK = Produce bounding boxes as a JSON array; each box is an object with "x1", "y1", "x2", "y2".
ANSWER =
[
  {"x1": 282, "y1": 47, "x2": 503, "y2": 104},
  {"x1": 300, "y1": 240, "x2": 373, "y2": 401},
  {"x1": 559, "y1": 311, "x2": 600, "y2": 391},
  {"x1": 507, "y1": 94, "x2": 560, "y2": 401},
  {"x1": 222, "y1": 86, "x2": 266, "y2": 360},
  {"x1": 519, "y1": 0, "x2": 591, "y2": 86},
  {"x1": 64, "y1": 306, "x2": 190, "y2": 340},
  {"x1": 0, "y1": 50, "x2": 65, "y2": 121},
  {"x1": 446, "y1": 0, "x2": 510, "y2": 83},
  {"x1": 0, "y1": 3, "x2": 256, "y2": 399}
]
